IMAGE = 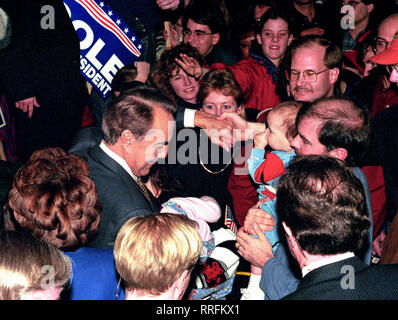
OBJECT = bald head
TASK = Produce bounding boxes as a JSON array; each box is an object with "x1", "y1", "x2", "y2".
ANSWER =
[{"x1": 377, "y1": 13, "x2": 398, "y2": 44}]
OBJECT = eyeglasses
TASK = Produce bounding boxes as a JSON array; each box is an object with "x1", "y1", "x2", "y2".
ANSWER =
[
  {"x1": 340, "y1": 0, "x2": 362, "y2": 7},
  {"x1": 373, "y1": 37, "x2": 392, "y2": 53},
  {"x1": 386, "y1": 64, "x2": 398, "y2": 74},
  {"x1": 287, "y1": 68, "x2": 330, "y2": 83},
  {"x1": 183, "y1": 29, "x2": 214, "y2": 41}
]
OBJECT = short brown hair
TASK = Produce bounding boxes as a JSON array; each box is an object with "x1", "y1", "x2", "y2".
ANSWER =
[
  {"x1": 6, "y1": 148, "x2": 101, "y2": 251},
  {"x1": 277, "y1": 155, "x2": 370, "y2": 255},
  {"x1": 102, "y1": 85, "x2": 176, "y2": 144},
  {"x1": 197, "y1": 69, "x2": 245, "y2": 107},
  {"x1": 296, "y1": 96, "x2": 370, "y2": 167}
]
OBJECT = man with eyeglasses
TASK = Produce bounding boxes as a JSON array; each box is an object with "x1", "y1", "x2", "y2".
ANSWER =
[
  {"x1": 287, "y1": 35, "x2": 341, "y2": 102},
  {"x1": 344, "y1": 14, "x2": 398, "y2": 266},
  {"x1": 365, "y1": 31, "x2": 398, "y2": 265},
  {"x1": 221, "y1": 35, "x2": 373, "y2": 299},
  {"x1": 349, "y1": 13, "x2": 398, "y2": 118},
  {"x1": 181, "y1": 1, "x2": 238, "y2": 66}
]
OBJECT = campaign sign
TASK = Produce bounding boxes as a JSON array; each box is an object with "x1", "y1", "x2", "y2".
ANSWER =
[{"x1": 63, "y1": 0, "x2": 144, "y2": 99}]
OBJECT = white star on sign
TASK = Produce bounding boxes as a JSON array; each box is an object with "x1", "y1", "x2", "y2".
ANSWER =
[
  {"x1": 131, "y1": 36, "x2": 135, "y2": 41},
  {"x1": 108, "y1": 11, "x2": 113, "y2": 16},
  {"x1": 138, "y1": 44, "x2": 142, "y2": 49},
  {"x1": 124, "y1": 28, "x2": 129, "y2": 33},
  {"x1": 116, "y1": 19, "x2": 121, "y2": 25},
  {"x1": 100, "y1": 2, "x2": 104, "y2": 7}
]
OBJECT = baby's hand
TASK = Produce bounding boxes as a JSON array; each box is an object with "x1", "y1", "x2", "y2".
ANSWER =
[{"x1": 254, "y1": 131, "x2": 268, "y2": 149}]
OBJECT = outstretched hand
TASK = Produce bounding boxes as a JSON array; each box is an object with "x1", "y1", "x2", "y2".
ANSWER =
[
  {"x1": 217, "y1": 112, "x2": 256, "y2": 143},
  {"x1": 194, "y1": 110, "x2": 235, "y2": 151},
  {"x1": 156, "y1": 0, "x2": 180, "y2": 10},
  {"x1": 15, "y1": 96, "x2": 40, "y2": 118}
]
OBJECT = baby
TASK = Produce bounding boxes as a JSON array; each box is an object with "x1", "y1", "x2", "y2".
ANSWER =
[
  {"x1": 160, "y1": 196, "x2": 239, "y2": 300},
  {"x1": 242, "y1": 100, "x2": 301, "y2": 300}
]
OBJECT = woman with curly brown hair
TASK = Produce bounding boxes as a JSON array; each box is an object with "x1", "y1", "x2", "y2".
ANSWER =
[
  {"x1": 2, "y1": 147, "x2": 125, "y2": 300},
  {"x1": 151, "y1": 43, "x2": 205, "y2": 116},
  {"x1": 5, "y1": 147, "x2": 100, "y2": 250}
]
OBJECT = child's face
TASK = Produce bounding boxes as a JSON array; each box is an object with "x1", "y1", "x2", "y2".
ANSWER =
[
  {"x1": 201, "y1": 91, "x2": 242, "y2": 117},
  {"x1": 265, "y1": 110, "x2": 293, "y2": 152}
]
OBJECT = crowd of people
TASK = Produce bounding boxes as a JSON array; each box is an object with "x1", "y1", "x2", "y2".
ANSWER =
[{"x1": 0, "y1": 0, "x2": 398, "y2": 300}]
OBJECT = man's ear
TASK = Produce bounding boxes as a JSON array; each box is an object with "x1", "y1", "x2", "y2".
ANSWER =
[
  {"x1": 172, "y1": 270, "x2": 190, "y2": 299},
  {"x1": 282, "y1": 221, "x2": 294, "y2": 239},
  {"x1": 328, "y1": 147, "x2": 348, "y2": 161},
  {"x1": 282, "y1": 221, "x2": 300, "y2": 252},
  {"x1": 329, "y1": 67, "x2": 340, "y2": 85},
  {"x1": 237, "y1": 105, "x2": 244, "y2": 116},
  {"x1": 256, "y1": 33, "x2": 262, "y2": 45},
  {"x1": 367, "y1": 3, "x2": 374, "y2": 13},
  {"x1": 211, "y1": 33, "x2": 220, "y2": 46},
  {"x1": 120, "y1": 130, "x2": 135, "y2": 146},
  {"x1": 21, "y1": 287, "x2": 61, "y2": 300},
  {"x1": 288, "y1": 33, "x2": 293, "y2": 46}
]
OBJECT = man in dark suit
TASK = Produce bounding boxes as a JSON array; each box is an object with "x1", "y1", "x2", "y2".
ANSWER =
[
  {"x1": 276, "y1": 155, "x2": 398, "y2": 300},
  {"x1": 74, "y1": 86, "x2": 175, "y2": 248},
  {"x1": 0, "y1": 0, "x2": 87, "y2": 162}
]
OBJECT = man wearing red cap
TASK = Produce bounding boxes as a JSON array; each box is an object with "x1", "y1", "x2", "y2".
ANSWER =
[
  {"x1": 370, "y1": 31, "x2": 398, "y2": 82},
  {"x1": 348, "y1": 14, "x2": 398, "y2": 248},
  {"x1": 363, "y1": 31, "x2": 398, "y2": 265}
]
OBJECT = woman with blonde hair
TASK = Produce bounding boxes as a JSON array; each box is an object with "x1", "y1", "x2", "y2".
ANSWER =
[
  {"x1": 0, "y1": 230, "x2": 71, "y2": 300},
  {"x1": 114, "y1": 212, "x2": 202, "y2": 300}
]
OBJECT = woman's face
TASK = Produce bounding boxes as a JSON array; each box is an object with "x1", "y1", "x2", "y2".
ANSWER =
[
  {"x1": 256, "y1": 17, "x2": 292, "y2": 66},
  {"x1": 239, "y1": 31, "x2": 255, "y2": 59},
  {"x1": 363, "y1": 47, "x2": 376, "y2": 77},
  {"x1": 169, "y1": 67, "x2": 200, "y2": 104},
  {"x1": 201, "y1": 90, "x2": 242, "y2": 117}
]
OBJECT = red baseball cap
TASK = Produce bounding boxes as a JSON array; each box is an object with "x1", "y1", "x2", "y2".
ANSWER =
[{"x1": 370, "y1": 32, "x2": 398, "y2": 65}]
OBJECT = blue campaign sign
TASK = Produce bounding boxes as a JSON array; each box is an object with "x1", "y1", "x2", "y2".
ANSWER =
[{"x1": 63, "y1": 0, "x2": 144, "y2": 99}]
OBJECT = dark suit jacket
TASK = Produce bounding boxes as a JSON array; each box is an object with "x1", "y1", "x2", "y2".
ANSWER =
[
  {"x1": 74, "y1": 146, "x2": 159, "y2": 248},
  {"x1": 283, "y1": 256, "x2": 398, "y2": 300}
]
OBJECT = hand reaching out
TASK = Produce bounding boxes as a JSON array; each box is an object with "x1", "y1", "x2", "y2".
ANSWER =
[
  {"x1": 156, "y1": 0, "x2": 180, "y2": 10},
  {"x1": 134, "y1": 61, "x2": 150, "y2": 83},
  {"x1": 15, "y1": 96, "x2": 40, "y2": 118},
  {"x1": 194, "y1": 111, "x2": 234, "y2": 151}
]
